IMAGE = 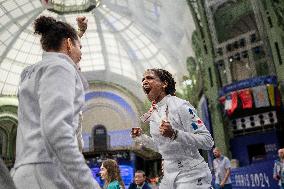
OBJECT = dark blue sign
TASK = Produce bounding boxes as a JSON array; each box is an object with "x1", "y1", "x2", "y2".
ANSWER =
[
  {"x1": 219, "y1": 75, "x2": 277, "y2": 96},
  {"x1": 231, "y1": 161, "x2": 278, "y2": 188},
  {"x1": 198, "y1": 96, "x2": 214, "y2": 170}
]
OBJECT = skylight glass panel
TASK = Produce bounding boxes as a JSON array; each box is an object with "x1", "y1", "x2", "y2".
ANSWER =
[
  {"x1": 2, "y1": 84, "x2": 17, "y2": 95},
  {"x1": 0, "y1": 0, "x2": 194, "y2": 95},
  {"x1": 122, "y1": 64, "x2": 136, "y2": 80},
  {"x1": 11, "y1": 64, "x2": 24, "y2": 74},
  {"x1": 82, "y1": 66, "x2": 93, "y2": 72},
  {"x1": 0, "y1": 70, "x2": 8, "y2": 82},
  {"x1": 10, "y1": 8, "x2": 22, "y2": 18},
  {"x1": 141, "y1": 48, "x2": 152, "y2": 58},
  {"x1": 8, "y1": 24, "x2": 19, "y2": 33},
  {"x1": 15, "y1": 52, "x2": 28, "y2": 63},
  {"x1": 95, "y1": 63, "x2": 106, "y2": 70},
  {"x1": 81, "y1": 60, "x2": 93, "y2": 66},
  {"x1": 6, "y1": 72, "x2": 19, "y2": 85},
  {"x1": 0, "y1": 60, "x2": 11, "y2": 70},
  {"x1": 32, "y1": 0, "x2": 42, "y2": 7},
  {"x1": 7, "y1": 49, "x2": 18, "y2": 60},
  {"x1": 157, "y1": 53, "x2": 168, "y2": 66},
  {"x1": 147, "y1": 43, "x2": 156, "y2": 53},
  {"x1": 21, "y1": 3, "x2": 35, "y2": 13},
  {"x1": 0, "y1": 31, "x2": 11, "y2": 42},
  {"x1": 0, "y1": 46, "x2": 5, "y2": 55},
  {"x1": 0, "y1": 14, "x2": 9, "y2": 25},
  {"x1": 29, "y1": 45, "x2": 41, "y2": 54},
  {"x1": 123, "y1": 29, "x2": 135, "y2": 40},
  {"x1": 2, "y1": 1, "x2": 17, "y2": 12},
  {"x1": 25, "y1": 54, "x2": 41, "y2": 65},
  {"x1": 18, "y1": 0, "x2": 29, "y2": 6},
  {"x1": 5, "y1": 37, "x2": 13, "y2": 46}
]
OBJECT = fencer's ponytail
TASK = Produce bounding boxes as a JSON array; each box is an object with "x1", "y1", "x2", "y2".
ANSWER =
[{"x1": 34, "y1": 16, "x2": 78, "y2": 51}]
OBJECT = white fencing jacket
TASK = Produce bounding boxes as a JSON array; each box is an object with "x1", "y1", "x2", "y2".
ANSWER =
[
  {"x1": 13, "y1": 52, "x2": 100, "y2": 189},
  {"x1": 136, "y1": 95, "x2": 214, "y2": 167}
]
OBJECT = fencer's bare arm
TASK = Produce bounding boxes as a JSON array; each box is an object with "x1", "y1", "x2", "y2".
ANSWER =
[{"x1": 77, "y1": 16, "x2": 88, "y2": 38}]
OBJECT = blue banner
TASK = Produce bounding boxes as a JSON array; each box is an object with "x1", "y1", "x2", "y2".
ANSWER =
[
  {"x1": 219, "y1": 75, "x2": 277, "y2": 97},
  {"x1": 231, "y1": 161, "x2": 278, "y2": 188}
]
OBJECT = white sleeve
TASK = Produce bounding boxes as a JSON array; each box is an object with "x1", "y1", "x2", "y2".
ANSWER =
[
  {"x1": 175, "y1": 102, "x2": 214, "y2": 150},
  {"x1": 38, "y1": 64, "x2": 100, "y2": 189},
  {"x1": 224, "y1": 157, "x2": 231, "y2": 169},
  {"x1": 134, "y1": 134, "x2": 158, "y2": 152}
]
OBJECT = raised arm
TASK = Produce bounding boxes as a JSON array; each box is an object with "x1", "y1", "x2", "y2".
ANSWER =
[{"x1": 77, "y1": 16, "x2": 88, "y2": 38}]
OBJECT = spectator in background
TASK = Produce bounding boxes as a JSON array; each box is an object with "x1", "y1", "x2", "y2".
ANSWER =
[
  {"x1": 128, "y1": 170, "x2": 151, "y2": 189},
  {"x1": 213, "y1": 147, "x2": 232, "y2": 189},
  {"x1": 10, "y1": 15, "x2": 100, "y2": 189},
  {"x1": 100, "y1": 159, "x2": 125, "y2": 189},
  {"x1": 273, "y1": 148, "x2": 284, "y2": 189}
]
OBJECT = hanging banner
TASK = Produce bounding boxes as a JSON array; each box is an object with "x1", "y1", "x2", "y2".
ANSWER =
[
  {"x1": 198, "y1": 95, "x2": 214, "y2": 172},
  {"x1": 252, "y1": 86, "x2": 270, "y2": 108},
  {"x1": 225, "y1": 95, "x2": 232, "y2": 111},
  {"x1": 267, "y1": 84, "x2": 275, "y2": 106},
  {"x1": 227, "y1": 91, "x2": 238, "y2": 116},
  {"x1": 198, "y1": 95, "x2": 213, "y2": 135},
  {"x1": 219, "y1": 76, "x2": 277, "y2": 97},
  {"x1": 239, "y1": 89, "x2": 253, "y2": 109}
]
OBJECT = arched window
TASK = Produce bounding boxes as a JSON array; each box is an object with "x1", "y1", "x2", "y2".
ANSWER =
[{"x1": 92, "y1": 125, "x2": 109, "y2": 151}]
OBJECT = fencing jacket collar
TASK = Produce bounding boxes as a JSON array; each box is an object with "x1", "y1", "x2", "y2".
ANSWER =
[
  {"x1": 42, "y1": 51, "x2": 89, "y2": 90},
  {"x1": 157, "y1": 94, "x2": 171, "y2": 107}
]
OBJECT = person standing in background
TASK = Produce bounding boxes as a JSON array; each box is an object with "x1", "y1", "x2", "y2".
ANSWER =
[
  {"x1": 213, "y1": 147, "x2": 232, "y2": 189},
  {"x1": 128, "y1": 170, "x2": 151, "y2": 189},
  {"x1": 100, "y1": 159, "x2": 125, "y2": 189},
  {"x1": 11, "y1": 15, "x2": 100, "y2": 189},
  {"x1": 273, "y1": 148, "x2": 284, "y2": 189},
  {"x1": 131, "y1": 68, "x2": 214, "y2": 189}
]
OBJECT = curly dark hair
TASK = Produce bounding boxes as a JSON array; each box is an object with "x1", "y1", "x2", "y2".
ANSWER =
[
  {"x1": 34, "y1": 16, "x2": 78, "y2": 51},
  {"x1": 147, "y1": 68, "x2": 176, "y2": 95},
  {"x1": 102, "y1": 159, "x2": 125, "y2": 189}
]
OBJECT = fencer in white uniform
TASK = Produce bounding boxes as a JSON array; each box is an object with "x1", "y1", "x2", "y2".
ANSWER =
[
  {"x1": 11, "y1": 16, "x2": 100, "y2": 189},
  {"x1": 132, "y1": 69, "x2": 214, "y2": 189}
]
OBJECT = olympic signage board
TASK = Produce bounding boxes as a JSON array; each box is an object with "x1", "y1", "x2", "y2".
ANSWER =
[{"x1": 231, "y1": 160, "x2": 278, "y2": 188}]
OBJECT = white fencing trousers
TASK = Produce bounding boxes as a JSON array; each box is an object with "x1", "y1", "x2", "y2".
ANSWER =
[{"x1": 160, "y1": 160, "x2": 212, "y2": 189}]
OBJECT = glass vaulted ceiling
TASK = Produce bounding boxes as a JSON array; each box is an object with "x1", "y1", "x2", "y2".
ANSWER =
[{"x1": 0, "y1": 0, "x2": 195, "y2": 96}]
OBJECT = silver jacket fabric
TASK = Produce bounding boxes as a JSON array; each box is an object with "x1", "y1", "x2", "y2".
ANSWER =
[{"x1": 12, "y1": 52, "x2": 100, "y2": 189}]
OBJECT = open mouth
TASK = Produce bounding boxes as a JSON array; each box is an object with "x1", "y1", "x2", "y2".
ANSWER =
[{"x1": 143, "y1": 86, "x2": 151, "y2": 94}]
